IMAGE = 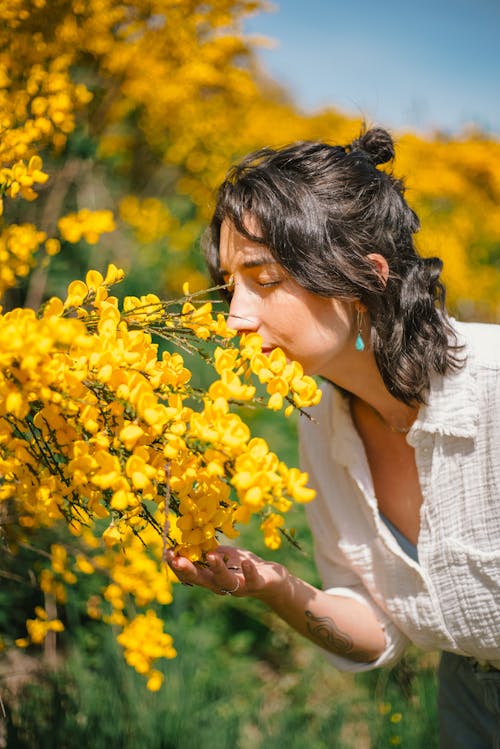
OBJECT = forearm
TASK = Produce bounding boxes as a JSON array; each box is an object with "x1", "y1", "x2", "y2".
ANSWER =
[
  {"x1": 166, "y1": 546, "x2": 386, "y2": 664},
  {"x1": 253, "y1": 566, "x2": 386, "y2": 663}
]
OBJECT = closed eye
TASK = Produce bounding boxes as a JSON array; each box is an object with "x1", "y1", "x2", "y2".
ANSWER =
[{"x1": 258, "y1": 280, "x2": 281, "y2": 288}]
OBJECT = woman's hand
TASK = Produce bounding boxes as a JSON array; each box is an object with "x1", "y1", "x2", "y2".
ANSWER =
[
  {"x1": 164, "y1": 546, "x2": 289, "y2": 600},
  {"x1": 165, "y1": 545, "x2": 386, "y2": 662}
]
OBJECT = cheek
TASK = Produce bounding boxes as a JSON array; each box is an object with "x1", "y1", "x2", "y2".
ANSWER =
[
  {"x1": 271, "y1": 303, "x2": 315, "y2": 340},
  {"x1": 264, "y1": 290, "x2": 351, "y2": 349},
  {"x1": 305, "y1": 299, "x2": 351, "y2": 338},
  {"x1": 299, "y1": 306, "x2": 353, "y2": 361}
]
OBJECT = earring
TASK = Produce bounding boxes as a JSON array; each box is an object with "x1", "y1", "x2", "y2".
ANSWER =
[{"x1": 355, "y1": 309, "x2": 365, "y2": 351}]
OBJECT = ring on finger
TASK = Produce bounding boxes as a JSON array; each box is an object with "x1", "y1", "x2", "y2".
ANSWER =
[
  {"x1": 219, "y1": 578, "x2": 240, "y2": 595},
  {"x1": 227, "y1": 565, "x2": 240, "y2": 571}
]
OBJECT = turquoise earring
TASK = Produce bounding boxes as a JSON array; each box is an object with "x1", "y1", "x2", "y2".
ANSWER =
[{"x1": 355, "y1": 309, "x2": 365, "y2": 351}]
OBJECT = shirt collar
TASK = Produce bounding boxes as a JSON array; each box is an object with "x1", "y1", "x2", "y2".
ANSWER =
[
  {"x1": 329, "y1": 386, "x2": 370, "y2": 470},
  {"x1": 409, "y1": 351, "x2": 479, "y2": 440}
]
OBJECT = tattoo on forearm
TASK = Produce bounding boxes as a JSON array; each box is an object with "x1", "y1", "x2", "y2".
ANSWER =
[
  {"x1": 305, "y1": 609, "x2": 354, "y2": 655},
  {"x1": 304, "y1": 609, "x2": 373, "y2": 662}
]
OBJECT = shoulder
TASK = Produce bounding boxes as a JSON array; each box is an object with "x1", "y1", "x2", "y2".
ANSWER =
[
  {"x1": 410, "y1": 320, "x2": 499, "y2": 439},
  {"x1": 453, "y1": 320, "x2": 500, "y2": 370},
  {"x1": 449, "y1": 320, "x2": 500, "y2": 428}
]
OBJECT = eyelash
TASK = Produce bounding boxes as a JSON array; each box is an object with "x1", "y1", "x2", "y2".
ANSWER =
[
  {"x1": 223, "y1": 277, "x2": 281, "y2": 297},
  {"x1": 258, "y1": 280, "x2": 281, "y2": 288}
]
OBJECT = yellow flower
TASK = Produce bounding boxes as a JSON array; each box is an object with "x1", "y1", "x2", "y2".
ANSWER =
[
  {"x1": 267, "y1": 376, "x2": 289, "y2": 397},
  {"x1": 1, "y1": 156, "x2": 49, "y2": 201},
  {"x1": 283, "y1": 468, "x2": 316, "y2": 503},
  {"x1": 103, "y1": 263, "x2": 125, "y2": 286},
  {"x1": 146, "y1": 670, "x2": 164, "y2": 691},
  {"x1": 64, "y1": 279, "x2": 88, "y2": 308},
  {"x1": 267, "y1": 392, "x2": 283, "y2": 411},
  {"x1": 119, "y1": 423, "x2": 145, "y2": 451},
  {"x1": 377, "y1": 702, "x2": 392, "y2": 715},
  {"x1": 249, "y1": 352, "x2": 273, "y2": 382},
  {"x1": 103, "y1": 523, "x2": 121, "y2": 547},
  {"x1": 75, "y1": 554, "x2": 94, "y2": 575},
  {"x1": 45, "y1": 237, "x2": 61, "y2": 256},
  {"x1": 239, "y1": 333, "x2": 263, "y2": 359},
  {"x1": 21, "y1": 610, "x2": 64, "y2": 645},
  {"x1": 208, "y1": 370, "x2": 256, "y2": 402},
  {"x1": 213, "y1": 346, "x2": 240, "y2": 374},
  {"x1": 260, "y1": 513, "x2": 285, "y2": 550}
]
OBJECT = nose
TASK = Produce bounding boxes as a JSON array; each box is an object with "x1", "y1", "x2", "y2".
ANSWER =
[{"x1": 227, "y1": 284, "x2": 259, "y2": 334}]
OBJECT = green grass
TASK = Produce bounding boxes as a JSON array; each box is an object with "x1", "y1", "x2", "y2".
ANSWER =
[{"x1": 2, "y1": 583, "x2": 439, "y2": 748}]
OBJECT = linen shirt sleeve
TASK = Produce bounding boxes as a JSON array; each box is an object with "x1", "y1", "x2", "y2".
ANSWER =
[
  {"x1": 298, "y1": 387, "x2": 410, "y2": 672},
  {"x1": 306, "y1": 494, "x2": 410, "y2": 673}
]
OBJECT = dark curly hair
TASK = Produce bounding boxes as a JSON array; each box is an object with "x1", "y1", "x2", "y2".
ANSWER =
[{"x1": 203, "y1": 127, "x2": 463, "y2": 405}]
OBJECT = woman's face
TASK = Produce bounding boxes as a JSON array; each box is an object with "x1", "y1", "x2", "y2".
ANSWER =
[{"x1": 218, "y1": 218, "x2": 357, "y2": 379}]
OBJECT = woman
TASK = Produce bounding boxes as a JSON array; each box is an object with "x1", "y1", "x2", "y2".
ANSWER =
[{"x1": 166, "y1": 128, "x2": 500, "y2": 747}]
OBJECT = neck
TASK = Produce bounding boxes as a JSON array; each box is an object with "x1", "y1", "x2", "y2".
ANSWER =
[
  {"x1": 355, "y1": 398, "x2": 416, "y2": 434},
  {"x1": 320, "y1": 350, "x2": 417, "y2": 433}
]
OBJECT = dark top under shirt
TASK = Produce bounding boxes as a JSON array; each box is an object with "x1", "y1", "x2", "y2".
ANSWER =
[{"x1": 380, "y1": 514, "x2": 419, "y2": 564}]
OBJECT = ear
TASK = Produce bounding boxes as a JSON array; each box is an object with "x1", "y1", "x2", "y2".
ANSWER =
[{"x1": 367, "y1": 253, "x2": 389, "y2": 287}]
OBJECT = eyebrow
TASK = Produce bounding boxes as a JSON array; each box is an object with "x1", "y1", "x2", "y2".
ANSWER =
[{"x1": 220, "y1": 256, "x2": 278, "y2": 276}]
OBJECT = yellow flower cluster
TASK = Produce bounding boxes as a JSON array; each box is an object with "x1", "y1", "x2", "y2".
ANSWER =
[
  {"x1": 0, "y1": 20, "x2": 92, "y2": 164},
  {"x1": 117, "y1": 611, "x2": 176, "y2": 691},
  {"x1": 16, "y1": 519, "x2": 179, "y2": 689},
  {"x1": 396, "y1": 134, "x2": 500, "y2": 315},
  {"x1": 0, "y1": 150, "x2": 56, "y2": 294},
  {"x1": 100, "y1": 524, "x2": 175, "y2": 612},
  {"x1": 1, "y1": 266, "x2": 320, "y2": 684},
  {"x1": 58, "y1": 209, "x2": 116, "y2": 245},
  {"x1": 238, "y1": 333, "x2": 322, "y2": 412},
  {"x1": 0, "y1": 1, "x2": 92, "y2": 293},
  {"x1": 119, "y1": 196, "x2": 179, "y2": 245},
  {"x1": 0, "y1": 155, "x2": 48, "y2": 205},
  {"x1": 0, "y1": 223, "x2": 46, "y2": 296},
  {"x1": 15, "y1": 606, "x2": 64, "y2": 648}
]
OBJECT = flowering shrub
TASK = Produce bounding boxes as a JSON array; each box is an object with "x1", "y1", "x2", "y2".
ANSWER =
[
  {"x1": 0, "y1": 263, "x2": 321, "y2": 687},
  {"x1": 0, "y1": 0, "x2": 324, "y2": 689}
]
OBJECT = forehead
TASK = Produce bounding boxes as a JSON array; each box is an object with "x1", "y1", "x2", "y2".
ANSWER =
[{"x1": 219, "y1": 218, "x2": 275, "y2": 271}]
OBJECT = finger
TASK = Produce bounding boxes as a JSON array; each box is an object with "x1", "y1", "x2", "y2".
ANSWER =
[
  {"x1": 214, "y1": 546, "x2": 261, "y2": 572},
  {"x1": 212, "y1": 546, "x2": 243, "y2": 568},
  {"x1": 206, "y1": 553, "x2": 242, "y2": 595},
  {"x1": 164, "y1": 550, "x2": 193, "y2": 575},
  {"x1": 167, "y1": 556, "x2": 195, "y2": 583},
  {"x1": 241, "y1": 559, "x2": 260, "y2": 587},
  {"x1": 165, "y1": 551, "x2": 212, "y2": 588}
]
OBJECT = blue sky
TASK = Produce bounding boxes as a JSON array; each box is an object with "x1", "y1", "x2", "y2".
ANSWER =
[{"x1": 244, "y1": 0, "x2": 500, "y2": 136}]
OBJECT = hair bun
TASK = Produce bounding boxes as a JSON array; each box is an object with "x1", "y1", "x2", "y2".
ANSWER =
[{"x1": 349, "y1": 127, "x2": 395, "y2": 166}]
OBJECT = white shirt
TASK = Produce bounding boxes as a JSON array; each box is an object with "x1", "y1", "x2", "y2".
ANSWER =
[{"x1": 299, "y1": 321, "x2": 500, "y2": 672}]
